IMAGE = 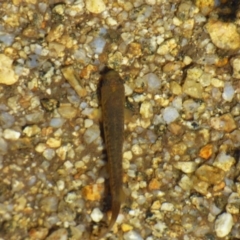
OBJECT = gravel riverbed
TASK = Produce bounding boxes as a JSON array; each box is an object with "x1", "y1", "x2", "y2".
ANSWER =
[{"x1": 0, "y1": 0, "x2": 240, "y2": 239}]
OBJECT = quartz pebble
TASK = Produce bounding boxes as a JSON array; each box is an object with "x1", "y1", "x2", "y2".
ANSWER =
[
  {"x1": 90, "y1": 208, "x2": 103, "y2": 222},
  {"x1": 3, "y1": 129, "x2": 20, "y2": 140},
  {"x1": 222, "y1": 82, "x2": 234, "y2": 102},
  {"x1": 83, "y1": 124, "x2": 100, "y2": 144},
  {"x1": 123, "y1": 230, "x2": 143, "y2": 240},
  {"x1": 162, "y1": 106, "x2": 179, "y2": 124},
  {"x1": 0, "y1": 54, "x2": 19, "y2": 85},
  {"x1": 213, "y1": 152, "x2": 235, "y2": 172},
  {"x1": 215, "y1": 212, "x2": 233, "y2": 238}
]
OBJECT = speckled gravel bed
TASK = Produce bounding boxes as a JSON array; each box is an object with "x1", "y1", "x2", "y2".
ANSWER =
[{"x1": 0, "y1": 0, "x2": 240, "y2": 240}]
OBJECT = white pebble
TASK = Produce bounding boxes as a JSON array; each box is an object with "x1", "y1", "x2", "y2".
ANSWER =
[
  {"x1": 83, "y1": 124, "x2": 100, "y2": 144},
  {"x1": 162, "y1": 106, "x2": 179, "y2": 124},
  {"x1": 90, "y1": 208, "x2": 103, "y2": 222},
  {"x1": 3, "y1": 129, "x2": 20, "y2": 140},
  {"x1": 215, "y1": 212, "x2": 233, "y2": 237},
  {"x1": 161, "y1": 202, "x2": 174, "y2": 211},
  {"x1": 84, "y1": 119, "x2": 93, "y2": 128},
  {"x1": 90, "y1": 37, "x2": 106, "y2": 54},
  {"x1": 123, "y1": 230, "x2": 143, "y2": 240},
  {"x1": 50, "y1": 118, "x2": 66, "y2": 128},
  {"x1": 222, "y1": 82, "x2": 234, "y2": 102},
  {"x1": 143, "y1": 73, "x2": 161, "y2": 92},
  {"x1": 43, "y1": 148, "x2": 56, "y2": 160}
]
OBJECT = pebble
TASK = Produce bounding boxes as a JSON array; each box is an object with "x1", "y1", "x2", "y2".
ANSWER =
[
  {"x1": 162, "y1": 106, "x2": 179, "y2": 124},
  {"x1": 210, "y1": 113, "x2": 236, "y2": 133},
  {"x1": 143, "y1": 73, "x2": 161, "y2": 93},
  {"x1": 140, "y1": 101, "x2": 153, "y2": 119},
  {"x1": 49, "y1": 118, "x2": 66, "y2": 128},
  {"x1": 123, "y1": 230, "x2": 143, "y2": 240},
  {"x1": 57, "y1": 104, "x2": 78, "y2": 119},
  {"x1": 90, "y1": 208, "x2": 103, "y2": 222},
  {"x1": 206, "y1": 20, "x2": 240, "y2": 50},
  {"x1": 183, "y1": 79, "x2": 203, "y2": 99},
  {"x1": 160, "y1": 202, "x2": 174, "y2": 212},
  {"x1": 215, "y1": 212, "x2": 234, "y2": 238},
  {"x1": 46, "y1": 138, "x2": 61, "y2": 148},
  {"x1": 199, "y1": 144, "x2": 213, "y2": 160},
  {"x1": 213, "y1": 152, "x2": 235, "y2": 172},
  {"x1": 3, "y1": 129, "x2": 21, "y2": 140},
  {"x1": 195, "y1": 165, "x2": 225, "y2": 184},
  {"x1": 86, "y1": 0, "x2": 106, "y2": 14},
  {"x1": 40, "y1": 196, "x2": 59, "y2": 213},
  {"x1": 43, "y1": 148, "x2": 55, "y2": 160},
  {"x1": 174, "y1": 161, "x2": 198, "y2": 173},
  {"x1": 0, "y1": 138, "x2": 8, "y2": 155},
  {"x1": 83, "y1": 124, "x2": 100, "y2": 144},
  {"x1": 231, "y1": 56, "x2": 240, "y2": 79},
  {"x1": 23, "y1": 125, "x2": 41, "y2": 137},
  {"x1": 222, "y1": 82, "x2": 234, "y2": 102},
  {"x1": 0, "y1": 54, "x2": 19, "y2": 85}
]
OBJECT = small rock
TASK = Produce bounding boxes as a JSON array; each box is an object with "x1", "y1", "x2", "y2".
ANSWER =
[
  {"x1": 121, "y1": 223, "x2": 133, "y2": 232},
  {"x1": 148, "y1": 178, "x2": 161, "y2": 191},
  {"x1": 50, "y1": 118, "x2": 66, "y2": 128},
  {"x1": 123, "y1": 230, "x2": 143, "y2": 240},
  {"x1": 25, "y1": 112, "x2": 44, "y2": 123},
  {"x1": 83, "y1": 124, "x2": 100, "y2": 144},
  {"x1": 222, "y1": 82, "x2": 234, "y2": 102},
  {"x1": 231, "y1": 56, "x2": 240, "y2": 79},
  {"x1": 210, "y1": 113, "x2": 236, "y2": 133},
  {"x1": 46, "y1": 138, "x2": 61, "y2": 148},
  {"x1": 213, "y1": 152, "x2": 235, "y2": 172},
  {"x1": 82, "y1": 184, "x2": 102, "y2": 201},
  {"x1": 162, "y1": 106, "x2": 179, "y2": 124},
  {"x1": 0, "y1": 54, "x2": 19, "y2": 85},
  {"x1": 43, "y1": 148, "x2": 55, "y2": 160},
  {"x1": 143, "y1": 73, "x2": 161, "y2": 93},
  {"x1": 161, "y1": 202, "x2": 174, "y2": 211},
  {"x1": 90, "y1": 208, "x2": 103, "y2": 222},
  {"x1": 23, "y1": 125, "x2": 41, "y2": 137},
  {"x1": 58, "y1": 104, "x2": 78, "y2": 119},
  {"x1": 140, "y1": 101, "x2": 153, "y2": 119},
  {"x1": 40, "y1": 196, "x2": 59, "y2": 213},
  {"x1": 3, "y1": 129, "x2": 21, "y2": 140},
  {"x1": 174, "y1": 161, "x2": 198, "y2": 173},
  {"x1": 195, "y1": 165, "x2": 225, "y2": 184},
  {"x1": 215, "y1": 212, "x2": 234, "y2": 238},
  {"x1": 86, "y1": 0, "x2": 106, "y2": 13},
  {"x1": 206, "y1": 20, "x2": 240, "y2": 50},
  {"x1": 183, "y1": 79, "x2": 203, "y2": 99},
  {"x1": 199, "y1": 144, "x2": 213, "y2": 160}
]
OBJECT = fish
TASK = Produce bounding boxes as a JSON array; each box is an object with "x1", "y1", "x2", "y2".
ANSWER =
[{"x1": 98, "y1": 69, "x2": 125, "y2": 239}]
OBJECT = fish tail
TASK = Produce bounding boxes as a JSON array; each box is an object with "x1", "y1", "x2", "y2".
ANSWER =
[{"x1": 97, "y1": 199, "x2": 121, "y2": 239}]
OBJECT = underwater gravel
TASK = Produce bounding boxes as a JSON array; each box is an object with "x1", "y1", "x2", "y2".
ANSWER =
[{"x1": 0, "y1": 0, "x2": 240, "y2": 239}]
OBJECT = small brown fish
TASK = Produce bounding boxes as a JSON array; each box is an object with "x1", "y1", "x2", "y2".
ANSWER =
[{"x1": 99, "y1": 69, "x2": 125, "y2": 238}]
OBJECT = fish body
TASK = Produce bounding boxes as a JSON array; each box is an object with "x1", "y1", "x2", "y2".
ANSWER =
[{"x1": 100, "y1": 70, "x2": 125, "y2": 238}]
